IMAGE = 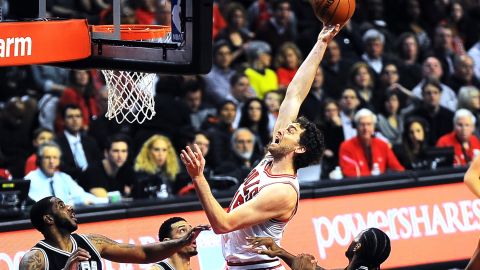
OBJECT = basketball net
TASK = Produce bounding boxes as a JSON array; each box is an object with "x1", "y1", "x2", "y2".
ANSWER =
[
  {"x1": 98, "y1": 27, "x2": 172, "y2": 124},
  {"x1": 102, "y1": 70, "x2": 156, "y2": 124}
]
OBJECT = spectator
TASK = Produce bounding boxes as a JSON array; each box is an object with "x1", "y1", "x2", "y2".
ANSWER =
[
  {"x1": 25, "y1": 128, "x2": 55, "y2": 176},
  {"x1": 204, "y1": 101, "x2": 237, "y2": 169},
  {"x1": 204, "y1": 40, "x2": 236, "y2": 107},
  {"x1": 349, "y1": 62, "x2": 378, "y2": 111},
  {"x1": 150, "y1": 217, "x2": 200, "y2": 270},
  {"x1": 244, "y1": 41, "x2": 279, "y2": 99},
  {"x1": 361, "y1": 29, "x2": 392, "y2": 75},
  {"x1": 0, "y1": 96, "x2": 37, "y2": 178},
  {"x1": 339, "y1": 88, "x2": 361, "y2": 140},
  {"x1": 339, "y1": 109, "x2": 404, "y2": 177},
  {"x1": 25, "y1": 142, "x2": 103, "y2": 205},
  {"x1": 321, "y1": 40, "x2": 351, "y2": 99},
  {"x1": 393, "y1": 117, "x2": 431, "y2": 170},
  {"x1": 447, "y1": 54, "x2": 480, "y2": 93},
  {"x1": 299, "y1": 67, "x2": 326, "y2": 123},
  {"x1": 457, "y1": 86, "x2": 480, "y2": 136},
  {"x1": 81, "y1": 134, "x2": 134, "y2": 198},
  {"x1": 135, "y1": 0, "x2": 156, "y2": 24},
  {"x1": 391, "y1": 0, "x2": 431, "y2": 51},
  {"x1": 411, "y1": 56, "x2": 457, "y2": 112},
  {"x1": 263, "y1": 91, "x2": 282, "y2": 133},
  {"x1": 216, "y1": 128, "x2": 261, "y2": 182},
  {"x1": 468, "y1": 39, "x2": 480, "y2": 80},
  {"x1": 212, "y1": 2, "x2": 227, "y2": 39},
  {"x1": 436, "y1": 109, "x2": 480, "y2": 166},
  {"x1": 154, "y1": 0, "x2": 171, "y2": 25},
  {"x1": 215, "y1": 3, "x2": 254, "y2": 66},
  {"x1": 431, "y1": 24, "x2": 458, "y2": 78},
  {"x1": 405, "y1": 78, "x2": 454, "y2": 145},
  {"x1": 225, "y1": 73, "x2": 256, "y2": 128},
  {"x1": 316, "y1": 99, "x2": 344, "y2": 178},
  {"x1": 238, "y1": 98, "x2": 271, "y2": 150},
  {"x1": 132, "y1": 134, "x2": 180, "y2": 199},
  {"x1": 377, "y1": 63, "x2": 414, "y2": 108},
  {"x1": 181, "y1": 79, "x2": 216, "y2": 131},
  {"x1": 56, "y1": 70, "x2": 100, "y2": 132},
  {"x1": 56, "y1": 104, "x2": 102, "y2": 181},
  {"x1": 376, "y1": 92, "x2": 404, "y2": 145},
  {"x1": 395, "y1": 32, "x2": 423, "y2": 89},
  {"x1": 32, "y1": 66, "x2": 69, "y2": 130},
  {"x1": 274, "y1": 42, "x2": 302, "y2": 91},
  {"x1": 255, "y1": 0, "x2": 297, "y2": 56}
]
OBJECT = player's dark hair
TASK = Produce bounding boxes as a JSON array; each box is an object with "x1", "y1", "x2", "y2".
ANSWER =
[
  {"x1": 158, "y1": 217, "x2": 186, "y2": 241},
  {"x1": 30, "y1": 196, "x2": 55, "y2": 233},
  {"x1": 293, "y1": 116, "x2": 324, "y2": 170},
  {"x1": 355, "y1": 228, "x2": 391, "y2": 270}
]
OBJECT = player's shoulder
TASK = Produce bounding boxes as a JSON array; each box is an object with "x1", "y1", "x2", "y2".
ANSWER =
[{"x1": 19, "y1": 249, "x2": 45, "y2": 270}]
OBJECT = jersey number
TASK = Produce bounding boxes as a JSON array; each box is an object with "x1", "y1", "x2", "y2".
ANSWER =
[
  {"x1": 79, "y1": 261, "x2": 98, "y2": 270},
  {"x1": 229, "y1": 170, "x2": 260, "y2": 210}
]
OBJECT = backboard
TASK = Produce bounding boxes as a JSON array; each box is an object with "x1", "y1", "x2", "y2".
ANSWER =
[{"x1": 1, "y1": 0, "x2": 213, "y2": 74}]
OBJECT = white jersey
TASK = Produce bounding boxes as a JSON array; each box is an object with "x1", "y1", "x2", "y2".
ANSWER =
[{"x1": 222, "y1": 155, "x2": 299, "y2": 269}]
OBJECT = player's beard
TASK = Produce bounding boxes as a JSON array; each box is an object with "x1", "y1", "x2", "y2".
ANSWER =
[
  {"x1": 267, "y1": 143, "x2": 293, "y2": 159},
  {"x1": 55, "y1": 215, "x2": 78, "y2": 233}
]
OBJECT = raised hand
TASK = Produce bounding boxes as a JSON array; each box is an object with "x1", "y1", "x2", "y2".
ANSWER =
[
  {"x1": 180, "y1": 225, "x2": 211, "y2": 245},
  {"x1": 180, "y1": 144, "x2": 206, "y2": 181},
  {"x1": 246, "y1": 236, "x2": 283, "y2": 257},
  {"x1": 291, "y1": 253, "x2": 317, "y2": 270},
  {"x1": 317, "y1": 24, "x2": 340, "y2": 43},
  {"x1": 62, "y1": 248, "x2": 91, "y2": 270}
]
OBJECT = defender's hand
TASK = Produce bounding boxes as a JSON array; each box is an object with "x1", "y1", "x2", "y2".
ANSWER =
[
  {"x1": 246, "y1": 237, "x2": 283, "y2": 257},
  {"x1": 180, "y1": 225, "x2": 211, "y2": 245},
  {"x1": 62, "y1": 248, "x2": 91, "y2": 270},
  {"x1": 291, "y1": 254, "x2": 317, "y2": 270},
  {"x1": 317, "y1": 24, "x2": 340, "y2": 43},
  {"x1": 180, "y1": 145, "x2": 206, "y2": 181}
]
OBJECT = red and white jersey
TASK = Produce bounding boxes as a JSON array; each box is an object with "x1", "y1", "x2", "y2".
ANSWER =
[{"x1": 221, "y1": 155, "x2": 299, "y2": 269}]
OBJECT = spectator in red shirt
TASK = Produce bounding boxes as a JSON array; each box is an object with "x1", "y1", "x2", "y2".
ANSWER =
[
  {"x1": 274, "y1": 42, "x2": 302, "y2": 91},
  {"x1": 339, "y1": 108, "x2": 405, "y2": 177},
  {"x1": 55, "y1": 70, "x2": 100, "y2": 132},
  {"x1": 436, "y1": 108, "x2": 480, "y2": 166}
]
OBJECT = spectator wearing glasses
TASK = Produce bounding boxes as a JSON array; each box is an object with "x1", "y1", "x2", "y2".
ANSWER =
[{"x1": 216, "y1": 128, "x2": 261, "y2": 182}]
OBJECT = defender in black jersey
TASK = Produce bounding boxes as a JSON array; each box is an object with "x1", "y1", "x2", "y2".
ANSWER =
[
  {"x1": 19, "y1": 196, "x2": 209, "y2": 270},
  {"x1": 150, "y1": 217, "x2": 199, "y2": 270}
]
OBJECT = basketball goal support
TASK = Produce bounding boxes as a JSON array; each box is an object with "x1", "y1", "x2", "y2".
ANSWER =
[{"x1": 53, "y1": 0, "x2": 213, "y2": 74}]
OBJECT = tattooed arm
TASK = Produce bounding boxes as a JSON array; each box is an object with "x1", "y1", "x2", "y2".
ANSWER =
[
  {"x1": 19, "y1": 250, "x2": 45, "y2": 270},
  {"x1": 86, "y1": 225, "x2": 209, "y2": 263}
]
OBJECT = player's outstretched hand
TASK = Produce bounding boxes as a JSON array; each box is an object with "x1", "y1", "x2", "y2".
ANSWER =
[
  {"x1": 246, "y1": 236, "x2": 283, "y2": 257},
  {"x1": 180, "y1": 144, "x2": 205, "y2": 180},
  {"x1": 180, "y1": 225, "x2": 211, "y2": 245},
  {"x1": 317, "y1": 24, "x2": 340, "y2": 43},
  {"x1": 62, "y1": 248, "x2": 91, "y2": 270},
  {"x1": 291, "y1": 254, "x2": 317, "y2": 270}
]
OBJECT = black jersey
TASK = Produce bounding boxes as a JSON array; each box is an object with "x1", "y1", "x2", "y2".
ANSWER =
[
  {"x1": 31, "y1": 233, "x2": 103, "y2": 270},
  {"x1": 154, "y1": 260, "x2": 175, "y2": 270}
]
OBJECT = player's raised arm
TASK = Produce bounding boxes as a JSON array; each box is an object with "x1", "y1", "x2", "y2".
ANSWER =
[
  {"x1": 86, "y1": 225, "x2": 209, "y2": 264},
  {"x1": 272, "y1": 24, "x2": 339, "y2": 136}
]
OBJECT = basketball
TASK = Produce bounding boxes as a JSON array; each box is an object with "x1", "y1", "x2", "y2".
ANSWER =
[{"x1": 311, "y1": 0, "x2": 356, "y2": 26}]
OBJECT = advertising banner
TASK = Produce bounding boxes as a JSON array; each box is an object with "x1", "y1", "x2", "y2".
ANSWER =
[{"x1": 1, "y1": 182, "x2": 478, "y2": 269}]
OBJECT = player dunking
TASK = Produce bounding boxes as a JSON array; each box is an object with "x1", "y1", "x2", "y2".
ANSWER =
[
  {"x1": 19, "y1": 196, "x2": 209, "y2": 270},
  {"x1": 180, "y1": 24, "x2": 340, "y2": 270}
]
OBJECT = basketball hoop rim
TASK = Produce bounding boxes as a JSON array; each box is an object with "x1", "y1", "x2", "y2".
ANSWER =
[{"x1": 91, "y1": 24, "x2": 170, "y2": 41}]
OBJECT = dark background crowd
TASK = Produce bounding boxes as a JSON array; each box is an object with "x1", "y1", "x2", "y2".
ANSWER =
[{"x1": 1, "y1": 0, "x2": 480, "y2": 205}]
